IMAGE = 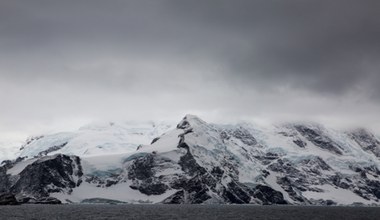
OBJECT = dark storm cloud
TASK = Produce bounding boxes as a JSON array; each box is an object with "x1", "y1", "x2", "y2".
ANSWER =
[
  {"x1": 166, "y1": 0, "x2": 380, "y2": 95},
  {"x1": 0, "y1": 0, "x2": 228, "y2": 93},
  {"x1": 2, "y1": 0, "x2": 380, "y2": 95},
  {"x1": 1, "y1": 0, "x2": 380, "y2": 140}
]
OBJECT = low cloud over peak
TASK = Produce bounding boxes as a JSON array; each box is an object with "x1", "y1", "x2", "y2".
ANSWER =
[{"x1": 1, "y1": 0, "x2": 380, "y2": 140}]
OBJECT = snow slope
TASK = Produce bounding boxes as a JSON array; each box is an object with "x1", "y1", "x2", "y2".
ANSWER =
[{"x1": 17, "y1": 121, "x2": 174, "y2": 159}]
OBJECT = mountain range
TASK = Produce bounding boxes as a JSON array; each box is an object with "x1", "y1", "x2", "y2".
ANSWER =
[{"x1": 1, "y1": 115, "x2": 380, "y2": 205}]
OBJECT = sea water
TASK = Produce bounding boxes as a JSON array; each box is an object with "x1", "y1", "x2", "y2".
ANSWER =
[{"x1": 0, "y1": 204, "x2": 379, "y2": 220}]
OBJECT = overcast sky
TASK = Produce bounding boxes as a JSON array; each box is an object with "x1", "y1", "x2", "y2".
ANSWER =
[{"x1": 1, "y1": 0, "x2": 380, "y2": 141}]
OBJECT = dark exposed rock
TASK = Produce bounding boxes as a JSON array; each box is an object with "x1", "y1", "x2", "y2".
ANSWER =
[
  {"x1": 353, "y1": 189, "x2": 371, "y2": 201},
  {"x1": 307, "y1": 157, "x2": 331, "y2": 170},
  {"x1": 278, "y1": 130, "x2": 307, "y2": 148},
  {"x1": 268, "y1": 159, "x2": 301, "y2": 178},
  {"x1": 128, "y1": 154, "x2": 155, "y2": 180},
  {"x1": 220, "y1": 131, "x2": 230, "y2": 141},
  {"x1": 325, "y1": 200, "x2": 336, "y2": 206},
  {"x1": 211, "y1": 167, "x2": 224, "y2": 179},
  {"x1": 253, "y1": 185, "x2": 287, "y2": 205},
  {"x1": 137, "y1": 183, "x2": 168, "y2": 196},
  {"x1": 366, "y1": 180, "x2": 380, "y2": 199},
  {"x1": 37, "y1": 142, "x2": 68, "y2": 157},
  {"x1": 294, "y1": 125, "x2": 342, "y2": 155},
  {"x1": 127, "y1": 153, "x2": 169, "y2": 196},
  {"x1": 10, "y1": 154, "x2": 82, "y2": 197},
  {"x1": 161, "y1": 127, "x2": 254, "y2": 204},
  {"x1": 0, "y1": 193, "x2": 18, "y2": 205},
  {"x1": 151, "y1": 137, "x2": 160, "y2": 144},
  {"x1": 184, "y1": 177, "x2": 212, "y2": 203},
  {"x1": 231, "y1": 127, "x2": 257, "y2": 146},
  {"x1": 172, "y1": 145, "x2": 216, "y2": 203},
  {"x1": 1, "y1": 160, "x2": 12, "y2": 167},
  {"x1": 350, "y1": 129, "x2": 380, "y2": 157},
  {"x1": 222, "y1": 181, "x2": 251, "y2": 204},
  {"x1": 277, "y1": 177, "x2": 308, "y2": 203},
  {"x1": 299, "y1": 156, "x2": 331, "y2": 175},
  {"x1": 161, "y1": 190, "x2": 185, "y2": 204},
  {"x1": 254, "y1": 153, "x2": 279, "y2": 166},
  {"x1": 177, "y1": 118, "x2": 191, "y2": 129},
  {"x1": 220, "y1": 127, "x2": 257, "y2": 146},
  {"x1": 178, "y1": 143, "x2": 207, "y2": 176},
  {"x1": 293, "y1": 139, "x2": 307, "y2": 148},
  {"x1": 183, "y1": 128, "x2": 194, "y2": 135},
  {"x1": 20, "y1": 135, "x2": 44, "y2": 151},
  {"x1": 1, "y1": 157, "x2": 26, "y2": 170},
  {"x1": 264, "y1": 152, "x2": 279, "y2": 160},
  {"x1": 0, "y1": 166, "x2": 10, "y2": 193},
  {"x1": 168, "y1": 175, "x2": 213, "y2": 204},
  {"x1": 329, "y1": 174, "x2": 348, "y2": 189},
  {"x1": 261, "y1": 170, "x2": 270, "y2": 178},
  {"x1": 85, "y1": 169, "x2": 122, "y2": 187}
]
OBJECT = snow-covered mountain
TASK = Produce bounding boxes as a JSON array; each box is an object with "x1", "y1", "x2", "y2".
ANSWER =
[
  {"x1": 1, "y1": 115, "x2": 380, "y2": 205},
  {"x1": 15, "y1": 121, "x2": 174, "y2": 159}
]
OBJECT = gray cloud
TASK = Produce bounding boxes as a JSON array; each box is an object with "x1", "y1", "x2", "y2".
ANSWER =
[
  {"x1": 1, "y1": 0, "x2": 380, "y2": 140},
  {"x1": 166, "y1": 0, "x2": 380, "y2": 94}
]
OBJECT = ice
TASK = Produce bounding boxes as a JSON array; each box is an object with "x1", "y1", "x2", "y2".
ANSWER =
[
  {"x1": 81, "y1": 153, "x2": 130, "y2": 174},
  {"x1": 17, "y1": 121, "x2": 174, "y2": 159}
]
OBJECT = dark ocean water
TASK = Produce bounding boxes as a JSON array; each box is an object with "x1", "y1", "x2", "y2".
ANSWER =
[{"x1": 0, "y1": 204, "x2": 379, "y2": 220}]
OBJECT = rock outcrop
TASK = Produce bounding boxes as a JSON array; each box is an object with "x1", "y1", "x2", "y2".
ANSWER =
[
  {"x1": 10, "y1": 154, "x2": 83, "y2": 197},
  {"x1": 0, "y1": 193, "x2": 18, "y2": 205}
]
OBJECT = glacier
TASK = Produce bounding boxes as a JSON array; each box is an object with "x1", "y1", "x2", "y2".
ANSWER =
[{"x1": 16, "y1": 120, "x2": 174, "y2": 159}]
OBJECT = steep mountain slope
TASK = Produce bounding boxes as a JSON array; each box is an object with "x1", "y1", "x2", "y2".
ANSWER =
[{"x1": 1, "y1": 115, "x2": 380, "y2": 205}]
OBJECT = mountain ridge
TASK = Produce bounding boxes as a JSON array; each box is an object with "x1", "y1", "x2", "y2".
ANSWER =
[{"x1": 1, "y1": 115, "x2": 380, "y2": 205}]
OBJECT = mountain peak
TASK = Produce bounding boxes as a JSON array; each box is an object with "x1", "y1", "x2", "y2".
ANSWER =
[{"x1": 176, "y1": 114, "x2": 207, "y2": 129}]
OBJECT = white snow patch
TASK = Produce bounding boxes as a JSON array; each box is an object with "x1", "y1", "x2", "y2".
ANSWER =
[
  {"x1": 265, "y1": 171, "x2": 294, "y2": 203},
  {"x1": 367, "y1": 173, "x2": 379, "y2": 181},
  {"x1": 51, "y1": 182, "x2": 178, "y2": 204},
  {"x1": 7, "y1": 158, "x2": 37, "y2": 175},
  {"x1": 303, "y1": 185, "x2": 377, "y2": 205},
  {"x1": 138, "y1": 129, "x2": 183, "y2": 154}
]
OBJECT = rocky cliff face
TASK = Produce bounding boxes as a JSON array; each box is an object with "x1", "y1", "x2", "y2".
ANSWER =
[
  {"x1": 1, "y1": 154, "x2": 82, "y2": 204},
  {"x1": 1, "y1": 115, "x2": 380, "y2": 205},
  {"x1": 0, "y1": 167, "x2": 10, "y2": 194},
  {"x1": 0, "y1": 193, "x2": 18, "y2": 205},
  {"x1": 10, "y1": 154, "x2": 83, "y2": 197}
]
